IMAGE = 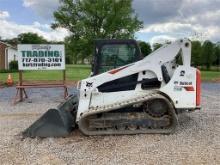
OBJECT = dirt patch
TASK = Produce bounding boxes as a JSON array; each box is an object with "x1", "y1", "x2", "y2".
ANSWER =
[
  {"x1": 213, "y1": 77, "x2": 220, "y2": 83},
  {"x1": 20, "y1": 80, "x2": 78, "y2": 86},
  {"x1": 0, "y1": 113, "x2": 41, "y2": 119},
  {"x1": 1, "y1": 80, "x2": 78, "y2": 88}
]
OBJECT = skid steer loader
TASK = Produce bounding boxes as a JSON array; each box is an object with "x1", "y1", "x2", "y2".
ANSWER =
[{"x1": 23, "y1": 38, "x2": 201, "y2": 138}]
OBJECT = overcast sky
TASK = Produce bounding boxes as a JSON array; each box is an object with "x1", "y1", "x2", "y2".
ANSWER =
[{"x1": 0, "y1": 0, "x2": 220, "y2": 44}]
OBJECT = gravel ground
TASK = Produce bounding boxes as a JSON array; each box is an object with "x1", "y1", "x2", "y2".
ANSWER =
[{"x1": 0, "y1": 83, "x2": 219, "y2": 165}]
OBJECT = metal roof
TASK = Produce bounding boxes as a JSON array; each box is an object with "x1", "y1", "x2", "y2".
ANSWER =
[{"x1": 0, "y1": 41, "x2": 17, "y2": 50}]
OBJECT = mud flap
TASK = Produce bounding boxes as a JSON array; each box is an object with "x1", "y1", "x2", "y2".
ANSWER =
[{"x1": 22, "y1": 94, "x2": 78, "y2": 138}]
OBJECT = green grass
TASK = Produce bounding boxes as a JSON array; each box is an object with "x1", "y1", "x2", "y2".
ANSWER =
[
  {"x1": 0, "y1": 65, "x2": 219, "y2": 83},
  {"x1": 0, "y1": 64, "x2": 91, "y2": 83},
  {"x1": 201, "y1": 71, "x2": 220, "y2": 81},
  {"x1": 66, "y1": 64, "x2": 91, "y2": 80}
]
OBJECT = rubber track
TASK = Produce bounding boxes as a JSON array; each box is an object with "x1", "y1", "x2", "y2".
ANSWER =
[{"x1": 78, "y1": 93, "x2": 178, "y2": 135}]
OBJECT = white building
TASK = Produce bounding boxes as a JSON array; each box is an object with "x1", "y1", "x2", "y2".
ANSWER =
[{"x1": 0, "y1": 41, "x2": 18, "y2": 70}]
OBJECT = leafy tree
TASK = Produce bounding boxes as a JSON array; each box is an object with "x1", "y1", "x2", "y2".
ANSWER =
[
  {"x1": 213, "y1": 45, "x2": 220, "y2": 66},
  {"x1": 191, "y1": 41, "x2": 202, "y2": 66},
  {"x1": 52, "y1": 0, "x2": 143, "y2": 63},
  {"x1": 201, "y1": 40, "x2": 215, "y2": 70},
  {"x1": 65, "y1": 37, "x2": 77, "y2": 64},
  {"x1": 138, "y1": 41, "x2": 152, "y2": 57},
  {"x1": 64, "y1": 37, "x2": 74, "y2": 64},
  {"x1": 17, "y1": 32, "x2": 47, "y2": 44},
  {"x1": 64, "y1": 36, "x2": 93, "y2": 64},
  {"x1": 152, "y1": 43, "x2": 162, "y2": 51}
]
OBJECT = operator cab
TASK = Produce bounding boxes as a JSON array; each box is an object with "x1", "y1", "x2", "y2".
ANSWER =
[{"x1": 91, "y1": 39, "x2": 142, "y2": 76}]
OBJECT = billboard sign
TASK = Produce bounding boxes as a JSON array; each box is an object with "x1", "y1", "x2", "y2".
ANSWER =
[{"x1": 17, "y1": 44, "x2": 65, "y2": 70}]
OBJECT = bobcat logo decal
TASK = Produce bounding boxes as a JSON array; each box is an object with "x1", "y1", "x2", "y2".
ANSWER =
[{"x1": 86, "y1": 81, "x2": 93, "y2": 87}]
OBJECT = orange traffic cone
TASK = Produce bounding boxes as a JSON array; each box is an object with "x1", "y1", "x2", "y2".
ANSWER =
[{"x1": 7, "y1": 74, "x2": 13, "y2": 86}]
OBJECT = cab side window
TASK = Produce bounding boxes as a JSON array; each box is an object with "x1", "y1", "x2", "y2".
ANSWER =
[{"x1": 99, "y1": 44, "x2": 136, "y2": 73}]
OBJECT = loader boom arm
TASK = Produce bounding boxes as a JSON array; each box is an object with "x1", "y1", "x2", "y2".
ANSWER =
[{"x1": 146, "y1": 39, "x2": 191, "y2": 66}]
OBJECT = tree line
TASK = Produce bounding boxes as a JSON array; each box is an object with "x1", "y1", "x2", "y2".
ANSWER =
[
  {"x1": 139, "y1": 40, "x2": 220, "y2": 70},
  {"x1": 1, "y1": 0, "x2": 219, "y2": 70}
]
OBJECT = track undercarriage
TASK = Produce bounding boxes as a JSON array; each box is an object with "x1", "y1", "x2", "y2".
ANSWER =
[{"x1": 78, "y1": 94, "x2": 178, "y2": 135}]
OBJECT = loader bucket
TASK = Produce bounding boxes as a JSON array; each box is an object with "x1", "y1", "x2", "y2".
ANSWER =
[{"x1": 22, "y1": 94, "x2": 78, "y2": 138}]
